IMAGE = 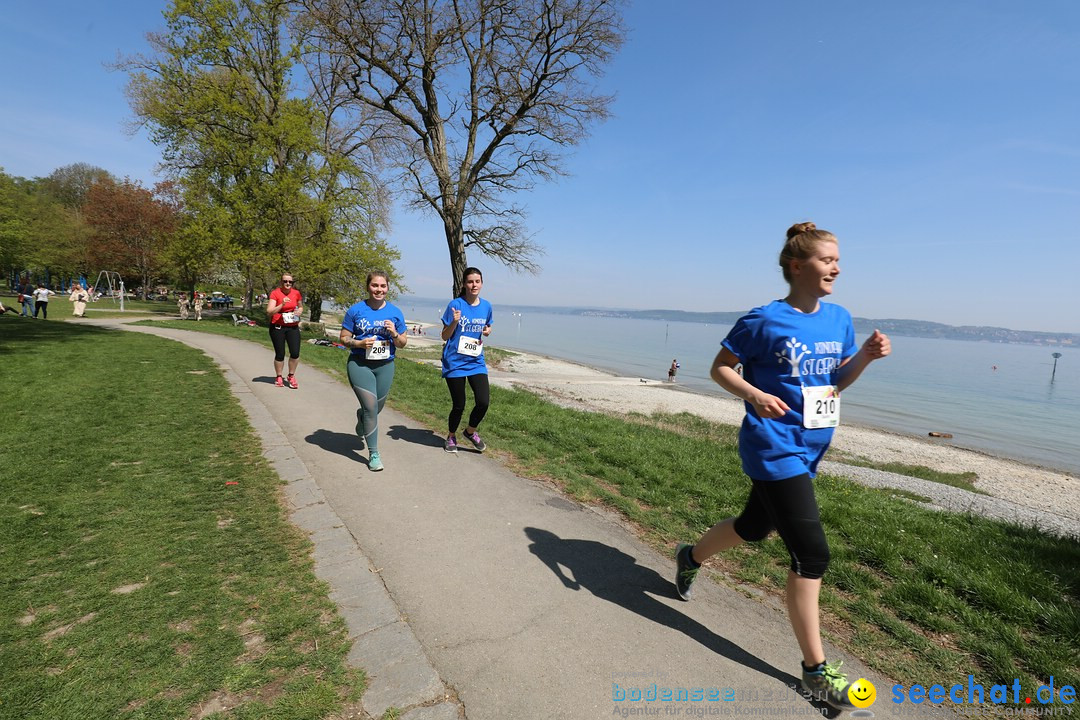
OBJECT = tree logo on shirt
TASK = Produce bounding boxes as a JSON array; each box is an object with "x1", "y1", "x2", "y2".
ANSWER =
[{"x1": 777, "y1": 337, "x2": 810, "y2": 378}]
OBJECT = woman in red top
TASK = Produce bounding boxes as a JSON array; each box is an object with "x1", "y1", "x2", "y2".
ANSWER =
[{"x1": 267, "y1": 273, "x2": 304, "y2": 388}]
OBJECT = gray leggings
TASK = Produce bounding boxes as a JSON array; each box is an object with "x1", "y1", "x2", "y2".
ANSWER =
[{"x1": 346, "y1": 356, "x2": 396, "y2": 452}]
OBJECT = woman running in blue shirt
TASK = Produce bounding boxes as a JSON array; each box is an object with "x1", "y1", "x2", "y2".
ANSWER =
[
  {"x1": 440, "y1": 267, "x2": 494, "y2": 453},
  {"x1": 339, "y1": 271, "x2": 408, "y2": 472},
  {"x1": 674, "y1": 222, "x2": 891, "y2": 710}
]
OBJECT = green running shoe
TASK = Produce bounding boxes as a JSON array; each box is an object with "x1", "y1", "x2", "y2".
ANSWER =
[
  {"x1": 801, "y1": 661, "x2": 854, "y2": 710},
  {"x1": 674, "y1": 543, "x2": 699, "y2": 600},
  {"x1": 368, "y1": 451, "x2": 384, "y2": 472}
]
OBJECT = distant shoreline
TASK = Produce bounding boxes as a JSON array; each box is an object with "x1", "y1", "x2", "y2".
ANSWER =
[{"x1": 397, "y1": 296, "x2": 1080, "y2": 347}]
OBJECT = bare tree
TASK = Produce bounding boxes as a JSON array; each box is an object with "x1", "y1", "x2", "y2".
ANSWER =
[{"x1": 297, "y1": 0, "x2": 625, "y2": 295}]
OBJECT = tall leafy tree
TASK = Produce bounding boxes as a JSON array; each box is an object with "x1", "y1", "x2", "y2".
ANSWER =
[
  {"x1": 297, "y1": 0, "x2": 625, "y2": 295},
  {"x1": 123, "y1": 0, "x2": 392, "y2": 314},
  {"x1": 42, "y1": 163, "x2": 114, "y2": 210},
  {"x1": 0, "y1": 168, "x2": 90, "y2": 285},
  {"x1": 83, "y1": 178, "x2": 179, "y2": 298}
]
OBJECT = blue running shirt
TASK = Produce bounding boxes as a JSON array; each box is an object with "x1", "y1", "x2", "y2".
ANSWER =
[
  {"x1": 342, "y1": 300, "x2": 406, "y2": 360},
  {"x1": 721, "y1": 300, "x2": 856, "y2": 481},
  {"x1": 441, "y1": 297, "x2": 493, "y2": 378}
]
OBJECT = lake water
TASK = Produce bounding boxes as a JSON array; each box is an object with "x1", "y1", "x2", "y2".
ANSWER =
[{"x1": 400, "y1": 300, "x2": 1080, "y2": 475}]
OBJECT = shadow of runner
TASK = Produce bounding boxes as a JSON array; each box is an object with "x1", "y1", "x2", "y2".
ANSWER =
[
  {"x1": 386, "y1": 425, "x2": 446, "y2": 449},
  {"x1": 306, "y1": 428, "x2": 365, "y2": 459},
  {"x1": 524, "y1": 527, "x2": 825, "y2": 705}
]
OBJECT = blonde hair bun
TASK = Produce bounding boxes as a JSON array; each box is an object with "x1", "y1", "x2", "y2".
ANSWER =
[{"x1": 786, "y1": 222, "x2": 817, "y2": 240}]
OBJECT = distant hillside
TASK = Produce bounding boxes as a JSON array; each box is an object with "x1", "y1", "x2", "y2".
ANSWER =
[
  {"x1": 849, "y1": 317, "x2": 1077, "y2": 347},
  {"x1": 399, "y1": 296, "x2": 1078, "y2": 347}
]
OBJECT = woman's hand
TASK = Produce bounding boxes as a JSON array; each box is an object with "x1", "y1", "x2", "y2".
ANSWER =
[
  {"x1": 862, "y1": 329, "x2": 891, "y2": 360},
  {"x1": 482, "y1": 325, "x2": 492, "y2": 337},
  {"x1": 749, "y1": 392, "x2": 790, "y2": 419}
]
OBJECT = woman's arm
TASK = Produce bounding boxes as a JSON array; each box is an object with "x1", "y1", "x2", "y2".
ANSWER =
[
  {"x1": 710, "y1": 347, "x2": 790, "y2": 419},
  {"x1": 441, "y1": 305, "x2": 461, "y2": 341},
  {"x1": 339, "y1": 327, "x2": 372, "y2": 350},
  {"x1": 836, "y1": 330, "x2": 891, "y2": 391}
]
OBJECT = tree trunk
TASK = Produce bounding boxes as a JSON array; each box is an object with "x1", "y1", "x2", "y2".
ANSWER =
[
  {"x1": 307, "y1": 291, "x2": 323, "y2": 323},
  {"x1": 244, "y1": 267, "x2": 255, "y2": 312},
  {"x1": 445, "y1": 214, "x2": 468, "y2": 298}
]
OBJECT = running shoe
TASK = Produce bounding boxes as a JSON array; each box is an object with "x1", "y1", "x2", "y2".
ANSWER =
[
  {"x1": 464, "y1": 430, "x2": 487, "y2": 452},
  {"x1": 801, "y1": 661, "x2": 854, "y2": 710},
  {"x1": 275, "y1": 375, "x2": 284, "y2": 387},
  {"x1": 288, "y1": 374, "x2": 298, "y2": 389},
  {"x1": 444, "y1": 435, "x2": 458, "y2": 453},
  {"x1": 674, "y1": 543, "x2": 699, "y2": 600},
  {"x1": 368, "y1": 451, "x2": 384, "y2": 472}
]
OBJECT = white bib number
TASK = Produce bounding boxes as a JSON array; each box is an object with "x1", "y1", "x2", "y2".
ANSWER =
[
  {"x1": 801, "y1": 385, "x2": 841, "y2": 429},
  {"x1": 282, "y1": 311, "x2": 298, "y2": 324},
  {"x1": 365, "y1": 339, "x2": 391, "y2": 360},
  {"x1": 457, "y1": 335, "x2": 482, "y2": 357}
]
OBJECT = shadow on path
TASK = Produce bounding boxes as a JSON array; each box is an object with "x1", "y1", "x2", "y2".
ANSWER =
[
  {"x1": 524, "y1": 527, "x2": 828, "y2": 705},
  {"x1": 386, "y1": 425, "x2": 446, "y2": 449},
  {"x1": 306, "y1": 428, "x2": 365, "y2": 460}
]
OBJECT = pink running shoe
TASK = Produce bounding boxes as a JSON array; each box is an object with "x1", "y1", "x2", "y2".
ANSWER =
[
  {"x1": 288, "y1": 375, "x2": 298, "y2": 389},
  {"x1": 275, "y1": 375, "x2": 284, "y2": 387}
]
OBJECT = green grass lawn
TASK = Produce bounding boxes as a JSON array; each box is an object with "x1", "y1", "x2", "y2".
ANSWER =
[{"x1": 0, "y1": 319, "x2": 363, "y2": 720}]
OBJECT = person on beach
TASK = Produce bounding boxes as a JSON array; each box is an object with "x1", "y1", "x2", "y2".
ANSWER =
[
  {"x1": 673, "y1": 222, "x2": 891, "y2": 710},
  {"x1": 267, "y1": 274, "x2": 304, "y2": 388},
  {"x1": 668, "y1": 359, "x2": 680, "y2": 382},
  {"x1": 440, "y1": 267, "x2": 493, "y2": 454},
  {"x1": 69, "y1": 283, "x2": 89, "y2": 317},
  {"x1": 340, "y1": 271, "x2": 407, "y2": 472},
  {"x1": 32, "y1": 284, "x2": 54, "y2": 319}
]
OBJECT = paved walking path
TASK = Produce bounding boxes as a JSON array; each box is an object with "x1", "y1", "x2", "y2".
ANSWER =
[{"x1": 87, "y1": 318, "x2": 950, "y2": 720}]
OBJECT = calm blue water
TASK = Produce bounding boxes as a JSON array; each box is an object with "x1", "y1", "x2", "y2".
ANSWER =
[{"x1": 399, "y1": 301, "x2": 1080, "y2": 475}]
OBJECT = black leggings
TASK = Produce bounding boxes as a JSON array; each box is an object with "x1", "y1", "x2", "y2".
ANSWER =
[
  {"x1": 732, "y1": 474, "x2": 830, "y2": 580},
  {"x1": 269, "y1": 324, "x2": 301, "y2": 361},
  {"x1": 446, "y1": 374, "x2": 490, "y2": 433}
]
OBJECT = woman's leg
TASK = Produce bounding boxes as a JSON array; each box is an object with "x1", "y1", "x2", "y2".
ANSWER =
[
  {"x1": 446, "y1": 376, "x2": 467, "y2": 433},
  {"x1": 371, "y1": 360, "x2": 396, "y2": 414},
  {"x1": 269, "y1": 325, "x2": 287, "y2": 378},
  {"x1": 285, "y1": 326, "x2": 302, "y2": 380},
  {"x1": 692, "y1": 481, "x2": 774, "y2": 561},
  {"x1": 751, "y1": 474, "x2": 830, "y2": 666},
  {"x1": 463, "y1": 373, "x2": 490, "y2": 433},
  {"x1": 348, "y1": 360, "x2": 396, "y2": 454}
]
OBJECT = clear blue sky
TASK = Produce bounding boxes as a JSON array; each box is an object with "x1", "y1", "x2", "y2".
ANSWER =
[{"x1": 3, "y1": 1, "x2": 1078, "y2": 333}]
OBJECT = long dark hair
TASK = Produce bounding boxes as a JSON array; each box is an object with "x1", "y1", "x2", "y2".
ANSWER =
[{"x1": 458, "y1": 267, "x2": 483, "y2": 298}]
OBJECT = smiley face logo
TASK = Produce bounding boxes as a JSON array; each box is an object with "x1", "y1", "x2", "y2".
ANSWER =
[{"x1": 848, "y1": 678, "x2": 876, "y2": 708}]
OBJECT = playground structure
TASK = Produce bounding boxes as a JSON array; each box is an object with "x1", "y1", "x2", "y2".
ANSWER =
[{"x1": 91, "y1": 271, "x2": 126, "y2": 311}]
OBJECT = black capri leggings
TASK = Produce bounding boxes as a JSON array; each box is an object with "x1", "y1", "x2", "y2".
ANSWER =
[
  {"x1": 269, "y1": 324, "x2": 301, "y2": 361},
  {"x1": 732, "y1": 473, "x2": 830, "y2": 580},
  {"x1": 446, "y1": 374, "x2": 490, "y2": 433}
]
